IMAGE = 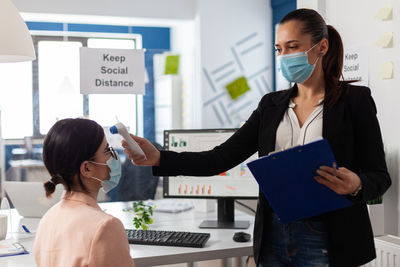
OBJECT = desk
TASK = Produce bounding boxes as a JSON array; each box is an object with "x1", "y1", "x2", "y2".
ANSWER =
[{"x1": 1, "y1": 201, "x2": 254, "y2": 267}]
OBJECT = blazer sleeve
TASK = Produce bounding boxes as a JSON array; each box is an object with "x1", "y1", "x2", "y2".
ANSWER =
[
  {"x1": 351, "y1": 87, "x2": 391, "y2": 202},
  {"x1": 89, "y1": 217, "x2": 135, "y2": 267},
  {"x1": 152, "y1": 97, "x2": 265, "y2": 177}
]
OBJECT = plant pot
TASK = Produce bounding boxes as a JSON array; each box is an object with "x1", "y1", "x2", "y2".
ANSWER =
[{"x1": 367, "y1": 203, "x2": 384, "y2": 236}]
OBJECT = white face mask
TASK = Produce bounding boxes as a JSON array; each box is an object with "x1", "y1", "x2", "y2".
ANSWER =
[{"x1": 88, "y1": 150, "x2": 121, "y2": 193}]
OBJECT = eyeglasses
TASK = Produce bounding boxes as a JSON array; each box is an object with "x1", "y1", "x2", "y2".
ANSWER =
[{"x1": 105, "y1": 146, "x2": 118, "y2": 160}]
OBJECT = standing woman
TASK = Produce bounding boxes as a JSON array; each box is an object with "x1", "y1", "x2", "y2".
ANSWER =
[{"x1": 124, "y1": 9, "x2": 391, "y2": 267}]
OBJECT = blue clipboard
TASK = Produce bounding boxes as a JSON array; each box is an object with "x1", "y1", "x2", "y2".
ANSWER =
[{"x1": 247, "y1": 139, "x2": 353, "y2": 223}]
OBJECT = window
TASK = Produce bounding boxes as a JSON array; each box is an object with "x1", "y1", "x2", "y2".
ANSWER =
[
  {"x1": 87, "y1": 38, "x2": 138, "y2": 132},
  {"x1": 0, "y1": 34, "x2": 141, "y2": 142},
  {"x1": 0, "y1": 30, "x2": 145, "y2": 201},
  {"x1": 0, "y1": 62, "x2": 33, "y2": 139},
  {"x1": 38, "y1": 41, "x2": 83, "y2": 134}
]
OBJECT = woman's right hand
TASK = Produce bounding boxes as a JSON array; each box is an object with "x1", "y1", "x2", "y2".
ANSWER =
[{"x1": 121, "y1": 134, "x2": 160, "y2": 166}]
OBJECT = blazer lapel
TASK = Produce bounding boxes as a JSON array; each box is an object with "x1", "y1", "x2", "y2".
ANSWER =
[
  {"x1": 259, "y1": 86, "x2": 296, "y2": 155},
  {"x1": 322, "y1": 93, "x2": 346, "y2": 162}
]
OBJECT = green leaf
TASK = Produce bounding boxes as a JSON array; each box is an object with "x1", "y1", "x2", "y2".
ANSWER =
[{"x1": 126, "y1": 200, "x2": 155, "y2": 230}]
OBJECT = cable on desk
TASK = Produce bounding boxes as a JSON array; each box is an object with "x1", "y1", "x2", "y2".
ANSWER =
[{"x1": 235, "y1": 200, "x2": 256, "y2": 214}]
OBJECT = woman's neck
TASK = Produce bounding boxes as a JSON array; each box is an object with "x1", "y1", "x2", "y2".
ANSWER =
[
  {"x1": 70, "y1": 176, "x2": 99, "y2": 201},
  {"x1": 71, "y1": 185, "x2": 99, "y2": 200},
  {"x1": 296, "y1": 65, "x2": 325, "y2": 100}
]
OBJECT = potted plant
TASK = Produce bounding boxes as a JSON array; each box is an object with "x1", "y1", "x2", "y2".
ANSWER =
[{"x1": 123, "y1": 201, "x2": 155, "y2": 230}]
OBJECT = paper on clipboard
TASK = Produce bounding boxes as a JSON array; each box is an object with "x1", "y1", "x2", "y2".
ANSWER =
[{"x1": 247, "y1": 139, "x2": 353, "y2": 223}]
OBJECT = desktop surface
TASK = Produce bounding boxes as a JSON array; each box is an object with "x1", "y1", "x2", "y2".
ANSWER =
[{"x1": 3, "y1": 200, "x2": 254, "y2": 267}]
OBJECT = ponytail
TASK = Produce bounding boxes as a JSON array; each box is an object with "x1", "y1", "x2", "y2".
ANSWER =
[
  {"x1": 43, "y1": 174, "x2": 63, "y2": 198},
  {"x1": 323, "y1": 25, "x2": 345, "y2": 106}
]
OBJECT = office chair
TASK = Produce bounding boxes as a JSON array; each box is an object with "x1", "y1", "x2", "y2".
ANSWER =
[{"x1": 115, "y1": 142, "x2": 162, "y2": 201}]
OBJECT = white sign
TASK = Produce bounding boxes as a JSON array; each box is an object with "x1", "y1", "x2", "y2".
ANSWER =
[
  {"x1": 80, "y1": 47, "x2": 145, "y2": 94},
  {"x1": 342, "y1": 45, "x2": 369, "y2": 86}
]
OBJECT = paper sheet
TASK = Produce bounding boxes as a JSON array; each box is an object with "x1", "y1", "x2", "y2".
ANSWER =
[
  {"x1": 164, "y1": 55, "x2": 180, "y2": 75},
  {"x1": 0, "y1": 240, "x2": 28, "y2": 257},
  {"x1": 379, "y1": 61, "x2": 393, "y2": 79},
  {"x1": 225, "y1": 76, "x2": 251, "y2": 100},
  {"x1": 376, "y1": 32, "x2": 393, "y2": 48},
  {"x1": 375, "y1": 5, "x2": 392, "y2": 20}
]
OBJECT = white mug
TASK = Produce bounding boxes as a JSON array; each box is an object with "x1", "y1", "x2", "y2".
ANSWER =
[{"x1": 0, "y1": 214, "x2": 7, "y2": 240}]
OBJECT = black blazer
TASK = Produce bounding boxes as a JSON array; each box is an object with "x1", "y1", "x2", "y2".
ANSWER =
[{"x1": 153, "y1": 84, "x2": 391, "y2": 266}]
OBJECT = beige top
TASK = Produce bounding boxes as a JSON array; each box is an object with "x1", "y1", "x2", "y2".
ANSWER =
[{"x1": 34, "y1": 191, "x2": 135, "y2": 267}]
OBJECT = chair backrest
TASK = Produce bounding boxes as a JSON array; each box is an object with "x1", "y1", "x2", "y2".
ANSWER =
[{"x1": 116, "y1": 142, "x2": 162, "y2": 201}]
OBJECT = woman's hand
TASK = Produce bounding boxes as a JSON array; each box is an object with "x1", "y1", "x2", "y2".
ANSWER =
[
  {"x1": 314, "y1": 164, "x2": 362, "y2": 195},
  {"x1": 121, "y1": 134, "x2": 160, "y2": 166}
]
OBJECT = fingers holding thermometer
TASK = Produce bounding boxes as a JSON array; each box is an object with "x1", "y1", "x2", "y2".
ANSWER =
[
  {"x1": 122, "y1": 134, "x2": 160, "y2": 166},
  {"x1": 110, "y1": 122, "x2": 147, "y2": 161}
]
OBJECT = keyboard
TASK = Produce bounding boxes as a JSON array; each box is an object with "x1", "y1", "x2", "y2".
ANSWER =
[{"x1": 125, "y1": 229, "x2": 210, "y2": 248}]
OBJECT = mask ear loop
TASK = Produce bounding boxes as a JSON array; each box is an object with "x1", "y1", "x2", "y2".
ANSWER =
[
  {"x1": 306, "y1": 41, "x2": 324, "y2": 65},
  {"x1": 305, "y1": 41, "x2": 321, "y2": 53},
  {"x1": 311, "y1": 55, "x2": 321, "y2": 66}
]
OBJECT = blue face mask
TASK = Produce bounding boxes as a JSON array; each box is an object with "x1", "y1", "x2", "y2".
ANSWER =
[
  {"x1": 89, "y1": 152, "x2": 122, "y2": 193},
  {"x1": 278, "y1": 42, "x2": 321, "y2": 84}
]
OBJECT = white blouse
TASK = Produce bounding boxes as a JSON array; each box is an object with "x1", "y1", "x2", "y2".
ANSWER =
[{"x1": 275, "y1": 99, "x2": 323, "y2": 151}]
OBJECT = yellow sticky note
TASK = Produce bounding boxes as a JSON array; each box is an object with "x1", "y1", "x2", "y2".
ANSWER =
[
  {"x1": 376, "y1": 32, "x2": 393, "y2": 48},
  {"x1": 375, "y1": 5, "x2": 392, "y2": 20},
  {"x1": 164, "y1": 55, "x2": 180, "y2": 75},
  {"x1": 379, "y1": 61, "x2": 393, "y2": 79},
  {"x1": 225, "y1": 76, "x2": 251, "y2": 100}
]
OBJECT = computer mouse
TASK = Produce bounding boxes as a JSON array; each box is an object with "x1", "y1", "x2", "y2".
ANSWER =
[{"x1": 233, "y1": 231, "x2": 251, "y2": 242}]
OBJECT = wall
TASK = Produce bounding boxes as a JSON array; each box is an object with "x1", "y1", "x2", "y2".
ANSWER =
[
  {"x1": 12, "y1": 0, "x2": 196, "y2": 20},
  {"x1": 14, "y1": 0, "x2": 275, "y2": 130},
  {"x1": 196, "y1": 0, "x2": 273, "y2": 128},
  {"x1": 297, "y1": 0, "x2": 400, "y2": 236}
]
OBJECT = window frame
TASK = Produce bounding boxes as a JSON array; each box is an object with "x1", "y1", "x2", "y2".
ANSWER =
[
  {"x1": 0, "y1": 31, "x2": 144, "y2": 197},
  {"x1": 30, "y1": 31, "x2": 143, "y2": 138}
]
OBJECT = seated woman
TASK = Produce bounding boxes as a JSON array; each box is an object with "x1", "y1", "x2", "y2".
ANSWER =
[{"x1": 34, "y1": 118, "x2": 134, "y2": 267}]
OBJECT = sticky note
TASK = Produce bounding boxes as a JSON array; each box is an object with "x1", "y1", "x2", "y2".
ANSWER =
[
  {"x1": 376, "y1": 32, "x2": 393, "y2": 48},
  {"x1": 379, "y1": 61, "x2": 393, "y2": 79},
  {"x1": 164, "y1": 55, "x2": 180, "y2": 75},
  {"x1": 225, "y1": 76, "x2": 251, "y2": 100},
  {"x1": 375, "y1": 5, "x2": 392, "y2": 20}
]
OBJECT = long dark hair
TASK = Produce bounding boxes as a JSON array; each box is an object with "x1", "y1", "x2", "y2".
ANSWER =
[
  {"x1": 280, "y1": 8, "x2": 348, "y2": 106},
  {"x1": 42, "y1": 118, "x2": 104, "y2": 197}
]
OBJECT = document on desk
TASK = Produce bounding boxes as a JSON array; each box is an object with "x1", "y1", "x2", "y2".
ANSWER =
[
  {"x1": 145, "y1": 199, "x2": 194, "y2": 213},
  {"x1": 247, "y1": 139, "x2": 353, "y2": 223},
  {"x1": 0, "y1": 240, "x2": 28, "y2": 257}
]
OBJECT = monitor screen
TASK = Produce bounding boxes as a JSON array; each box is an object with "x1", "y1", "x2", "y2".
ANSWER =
[{"x1": 163, "y1": 129, "x2": 259, "y2": 199}]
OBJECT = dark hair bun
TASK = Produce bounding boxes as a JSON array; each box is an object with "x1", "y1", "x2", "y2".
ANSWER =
[{"x1": 44, "y1": 180, "x2": 56, "y2": 198}]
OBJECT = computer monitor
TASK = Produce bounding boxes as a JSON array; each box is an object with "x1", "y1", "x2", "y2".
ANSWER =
[{"x1": 163, "y1": 129, "x2": 259, "y2": 229}]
